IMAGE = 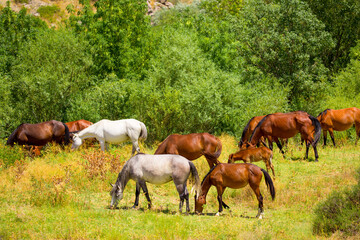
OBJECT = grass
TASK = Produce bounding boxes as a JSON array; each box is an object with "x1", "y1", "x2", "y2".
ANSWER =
[{"x1": 0, "y1": 134, "x2": 359, "y2": 239}]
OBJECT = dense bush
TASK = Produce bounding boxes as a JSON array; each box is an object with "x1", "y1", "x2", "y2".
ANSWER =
[{"x1": 313, "y1": 168, "x2": 360, "y2": 236}]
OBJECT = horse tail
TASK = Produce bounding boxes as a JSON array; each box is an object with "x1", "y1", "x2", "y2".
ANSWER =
[
  {"x1": 213, "y1": 138, "x2": 223, "y2": 159},
  {"x1": 261, "y1": 168, "x2": 275, "y2": 200},
  {"x1": 62, "y1": 122, "x2": 70, "y2": 145},
  {"x1": 239, "y1": 117, "x2": 254, "y2": 147},
  {"x1": 6, "y1": 123, "x2": 23, "y2": 146},
  {"x1": 139, "y1": 121, "x2": 148, "y2": 140},
  {"x1": 309, "y1": 115, "x2": 321, "y2": 145},
  {"x1": 249, "y1": 115, "x2": 269, "y2": 145},
  {"x1": 188, "y1": 161, "x2": 201, "y2": 199}
]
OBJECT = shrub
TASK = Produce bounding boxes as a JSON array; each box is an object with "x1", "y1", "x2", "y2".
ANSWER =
[
  {"x1": 0, "y1": 140, "x2": 25, "y2": 168},
  {"x1": 37, "y1": 5, "x2": 60, "y2": 22},
  {"x1": 313, "y1": 168, "x2": 360, "y2": 237}
]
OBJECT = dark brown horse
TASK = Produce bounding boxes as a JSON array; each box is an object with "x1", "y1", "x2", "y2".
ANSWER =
[
  {"x1": 249, "y1": 111, "x2": 321, "y2": 161},
  {"x1": 6, "y1": 120, "x2": 70, "y2": 148},
  {"x1": 228, "y1": 146, "x2": 275, "y2": 178},
  {"x1": 154, "y1": 133, "x2": 222, "y2": 168},
  {"x1": 31, "y1": 119, "x2": 93, "y2": 156},
  {"x1": 194, "y1": 163, "x2": 275, "y2": 218},
  {"x1": 317, "y1": 107, "x2": 360, "y2": 146}
]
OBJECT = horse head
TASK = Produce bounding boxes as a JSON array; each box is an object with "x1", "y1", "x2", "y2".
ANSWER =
[
  {"x1": 71, "y1": 133, "x2": 82, "y2": 150},
  {"x1": 110, "y1": 183, "x2": 123, "y2": 209},
  {"x1": 194, "y1": 194, "x2": 206, "y2": 214}
]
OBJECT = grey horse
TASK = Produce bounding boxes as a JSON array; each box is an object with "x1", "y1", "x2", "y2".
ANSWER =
[{"x1": 110, "y1": 153, "x2": 201, "y2": 213}]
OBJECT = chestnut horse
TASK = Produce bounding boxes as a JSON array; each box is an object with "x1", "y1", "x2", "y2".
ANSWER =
[
  {"x1": 249, "y1": 111, "x2": 321, "y2": 161},
  {"x1": 228, "y1": 146, "x2": 275, "y2": 178},
  {"x1": 317, "y1": 107, "x2": 360, "y2": 146},
  {"x1": 65, "y1": 119, "x2": 93, "y2": 132},
  {"x1": 7, "y1": 120, "x2": 70, "y2": 148},
  {"x1": 194, "y1": 163, "x2": 275, "y2": 218},
  {"x1": 31, "y1": 119, "x2": 93, "y2": 156},
  {"x1": 154, "y1": 133, "x2": 222, "y2": 168}
]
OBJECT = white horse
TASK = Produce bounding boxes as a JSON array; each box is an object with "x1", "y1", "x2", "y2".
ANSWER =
[
  {"x1": 110, "y1": 153, "x2": 202, "y2": 213},
  {"x1": 71, "y1": 119, "x2": 147, "y2": 155}
]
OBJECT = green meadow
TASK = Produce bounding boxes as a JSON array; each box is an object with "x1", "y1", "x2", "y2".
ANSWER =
[{"x1": 0, "y1": 135, "x2": 359, "y2": 239}]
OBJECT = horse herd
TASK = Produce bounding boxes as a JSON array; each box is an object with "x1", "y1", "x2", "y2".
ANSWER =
[{"x1": 5, "y1": 107, "x2": 360, "y2": 217}]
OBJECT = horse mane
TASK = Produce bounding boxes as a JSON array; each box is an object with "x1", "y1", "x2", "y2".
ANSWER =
[
  {"x1": 115, "y1": 161, "x2": 131, "y2": 187},
  {"x1": 239, "y1": 117, "x2": 255, "y2": 146},
  {"x1": 317, "y1": 109, "x2": 331, "y2": 118},
  {"x1": 309, "y1": 115, "x2": 322, "y2": 145},
  {"x1": 6, "y1": 123, "x2": 25, "y2": 145},
  {"x1": 249, "y1": 114, "x2": 270, "y2": 144},
  {"x1": 201, "y1": 164, "x2": 218, "y2": 185}
]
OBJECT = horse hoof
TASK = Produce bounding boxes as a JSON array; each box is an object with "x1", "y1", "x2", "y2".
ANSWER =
[{"x1": 215, "y1": 212, "x2": 220, "y2": 216}]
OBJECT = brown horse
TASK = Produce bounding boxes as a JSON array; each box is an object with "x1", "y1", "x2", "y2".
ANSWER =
[
  {"x1": 65, "y1": 119, "x2": 93, "y2": 132},
  {"x1": 6, "y1": 120, "x2": 70, "y2": 148},
  {"x1": 228, "y1": 146, "x2": 275, "y2": 178},
  {"x1": 31, "y1": 119, "x2": 94, "y2": 156},
  {"x1": 249, "y1": 111, "x2": 321, "y2": 161},
  {"x1": 194, "y1": 163, "x2": 275, "y2": 218},
  {"x1": 239, "y1": 113, "x2": 287, "y2": 149},
  {"x1": 317, "y1": 107, "x2": 360, "y2": 146},
  {"x1": 154, "y1": 133, "x2": 222, "y2": 168}
]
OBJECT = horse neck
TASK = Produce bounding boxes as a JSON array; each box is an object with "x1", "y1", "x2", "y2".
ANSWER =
[
  {"x1": 249, "y1": 127, "x2": 263, "y2": 145},
  {"x1": 77, "y1": 126, "x2": 95, "y2": 139},
  {"x1": 115, "y1": 163, "x2": 130, "y2": 191}
]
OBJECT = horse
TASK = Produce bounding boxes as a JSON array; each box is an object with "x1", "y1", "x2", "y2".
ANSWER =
[
  {"x1": 154, "y1": 133, "x2": 222, "y2": 168},
  {"x1": 239, "y1": 113, "x2": 287, "y2": 149},
  {"x1": 228, "y1": 146, "x2": 275, "y2": 178},
  {"x1": 65, "y1": 119, "x2": 93, "y2": 132},
  {"x1": 31, "y1": 119, "x2": 94, "y2": 156},
  {"x1": 317, "y1": 107, "x2": 360, "y2": 146},
  {"x1": 110, "y1": 153, "x2": 202, "y2": 214},
  {"x1": 71, "y1": 119, "x2": 147, "y2": 154},
  {"x1": 248, "y1": 111, "x2": 321, "y2": 161},
  {"x1": 194, "y1": 163, "x2": 275, "y2": 218},
  {"x1": 6, "y1": 120, "x2": 70, "y2": 148}
]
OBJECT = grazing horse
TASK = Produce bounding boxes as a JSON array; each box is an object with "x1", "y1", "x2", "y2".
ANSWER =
[
  {"x1": 110, "y1": 154, "x2": 202, "y2": 213},
  {"x1": 32, "y1": 119, "x2": 94, "y2": 156},
  {"x1": 194, "y1": 163, "x2": 275, "y2": 218},
  {"x1": 71, "y1": 119, "x2": 147, "y2": 155},
  {"x1": 65, "y1": 119, "x2": 93, "y2": 132},
  {"x1": 154, "y1": 133, "x2": 222, "y2": 168},
  {"x1": 228, "y1": 146, "x2": 275, "y2": 178},
  {"x1": 6, "y1": 120, "x2": 70, "y2": 148},
  {"x1": 249, "y1": 111, "x2": 321, "y2": 161},
  {"x1": 317, "y1": 107, "x2": 360, "y2": 146}
]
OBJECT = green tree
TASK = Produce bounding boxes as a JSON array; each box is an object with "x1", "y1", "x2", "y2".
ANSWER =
[
  {"x1": 8, "y1": 30, "x2": 93, "y2": 130},
  {"x1": 234, "y1": 0, "x2": 334, "y2": 113},
  {"x1": 304, "y1": 0, "x2": 360, "y2": 71},
  {"x1": 68, "y1": 0, "x2": 153, "y2": 79}
]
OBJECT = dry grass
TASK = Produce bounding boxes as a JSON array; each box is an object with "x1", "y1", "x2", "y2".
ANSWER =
[{"x1": 0, "y1": 135, "x2": 359, "y2": 239}]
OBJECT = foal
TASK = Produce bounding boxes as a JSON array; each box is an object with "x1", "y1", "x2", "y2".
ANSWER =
[{"x1": 228, "y1": 146, "x2": 275, "y2": 178}]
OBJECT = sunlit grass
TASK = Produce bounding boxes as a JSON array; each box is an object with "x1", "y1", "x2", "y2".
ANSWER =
[{"x1": 0, "y1": 135, "x2": 359, "y2": 239}]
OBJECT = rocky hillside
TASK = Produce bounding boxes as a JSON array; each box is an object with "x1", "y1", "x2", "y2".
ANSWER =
[{"x1": 0, "y1": 0, "x2": 190, "y2": 26}]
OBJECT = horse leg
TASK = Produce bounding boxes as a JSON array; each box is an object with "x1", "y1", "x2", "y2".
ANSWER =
[
  {"x1": 312, "y1": 142, "x2": 319, "y2": 162},
  {"x1": 215, "y1": 186, "x2": 226, "y2": 216},
  {"x1": 138, "y1": 181, "x2": 152, "y2": 209},
  {"x1": 249, "y1": 180, "x2": 264, "y2": 219},
  {"x1": 329, "y1": 129, "x2": 336, "y2": 147},
  {"x1": 175, "y1": 182, "x2": 189, "y2": 214},
  {"x1": 323, "y1": 130, "x2": 327, "y2": 146},
  {"x1": 356, "y1": 123, "x2": 360, "y2": 145},
  {"x1": 131, "y1": 140, "x2": 141, "y2": 157},
  {"x1": 132, "y1": 182, "x2": 141, "y2": 209},
  {"x1": 274, "y1": 138, "x2": 285, "y2": 155},
  {"x1": 99, "y1": 139, "x2": 106, "y2": 151},
  {"x1": 305, "y1": 141, "x2": 310, "y2": 159}
]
